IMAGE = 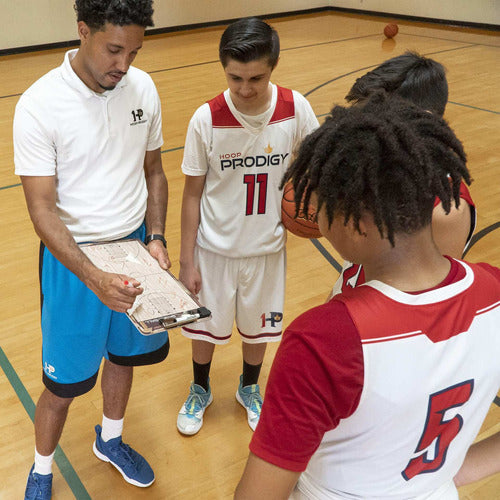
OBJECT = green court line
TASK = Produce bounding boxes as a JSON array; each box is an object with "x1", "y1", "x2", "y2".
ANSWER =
[
  {"x1": 0, "y1": 182, "x2": 22, "y2": 191},
  {"x1": 448, "y1": 101, "x2": 500, "y2": 115},
  {"x1": 0, "y1": 346, "x2": 91, "y2": 499},
  {"x1": 160, "y1": 145, "x2": 184, "y2": 154}
]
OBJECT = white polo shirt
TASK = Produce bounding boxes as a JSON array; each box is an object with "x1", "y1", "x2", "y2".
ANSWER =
[{"x1": 14, "y1": 49, "x2": 163, "y2": 242}]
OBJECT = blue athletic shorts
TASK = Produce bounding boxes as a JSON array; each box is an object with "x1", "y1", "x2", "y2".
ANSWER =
[{"x1": 39, "y1": 224, "x2": 169, "y2": 398}]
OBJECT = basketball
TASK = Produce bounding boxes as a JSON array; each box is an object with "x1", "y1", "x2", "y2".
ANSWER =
[
  {"x1": 384, "y1": 23, "x2": 398, "y2": 38},
  {"x1": 281, "y1": 183, "x2": 322, "y2": 239}
]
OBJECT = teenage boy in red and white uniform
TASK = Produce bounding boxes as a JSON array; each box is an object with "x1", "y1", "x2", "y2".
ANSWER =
[
  {"x1": 235, "y1": 94, "x2": 500, "y2": 499},
  {"x1": 176, "y1": 17, "x2": 318, "y2": 436}
]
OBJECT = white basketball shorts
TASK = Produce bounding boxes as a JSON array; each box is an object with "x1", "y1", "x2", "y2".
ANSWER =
[{"x1": 181, "y1": 246, "x2": 286, "y2": 344}]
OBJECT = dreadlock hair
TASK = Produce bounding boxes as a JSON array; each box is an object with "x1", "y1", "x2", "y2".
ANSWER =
[
  {"x1": 219, "y1": 17, "x2": 280, "y2": 68},
  {"x1": 346, "y1": 51, "x2": 448, "y2": 116},
  {"x1": 74, "y1": 0, "x2": 154, "y2": 30},
  {"x1": 282, "y1": 92, "x2": 470, "y2": 246}
]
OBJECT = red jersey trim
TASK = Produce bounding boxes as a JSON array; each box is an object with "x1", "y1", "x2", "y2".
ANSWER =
[
  {"x1": 238, "y1": 328, "x2": 282, "y2": 339},
  {"x1": 208, "y1": 93, "x2": 241, "y2": 128},
  {"x1": 182, "y1": 326, "x2": 232, "y2": 341},
  {"x1": 476, "y1": 300, "x2": 500, "y2": 315},
  {"x1": 208, "y1": 86, "x2": 295, "y2": 128},
  {"x1": 433, "y1": 180, "x2": 475, "y2": 208},
  {"x1": 335, "y1": 261, "x2": 499, "y2": 344},
  {"x1": 269, "y1": 86, "x2": 295, "y2": 123},
  {"x1": 361, "y1": 330, "x2": 424, "y2": 345}
]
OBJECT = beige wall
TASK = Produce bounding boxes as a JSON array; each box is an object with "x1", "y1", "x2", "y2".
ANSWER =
[
  {"x1": 1, "y1": 0, "x2": 497, "y2": 51},
  {"x1": 0, "y1": 0, "x2": 327, "y2": 50},
  {"x1": 330, "y1": 0, "x2": 500, "y2": 25},
  {"x1": 152, "y1": 0, "x2": 327, "y2": 30}
]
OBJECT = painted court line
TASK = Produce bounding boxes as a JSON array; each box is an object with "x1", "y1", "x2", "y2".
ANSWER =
[
  {"x1": 0, "y1": 346, "x2": 91, "y2": 499},
  {"x1": 310, "y1": 238, "x2": 342, "y2": 273}
]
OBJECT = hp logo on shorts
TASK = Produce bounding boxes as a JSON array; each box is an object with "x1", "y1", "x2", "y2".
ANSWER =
[{"x1": 44, "y1": 362, "x2": 56, "y2": 378}]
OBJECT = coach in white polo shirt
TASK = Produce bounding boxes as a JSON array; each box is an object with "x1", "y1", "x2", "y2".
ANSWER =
[{"x1": 14, "y1": 1, "x2": 170, "y2": 497}]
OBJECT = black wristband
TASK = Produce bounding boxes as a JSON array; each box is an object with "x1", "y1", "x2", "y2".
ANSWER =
[{"x1": 145, "y1": 233, "x2": 167, "y2": 247}]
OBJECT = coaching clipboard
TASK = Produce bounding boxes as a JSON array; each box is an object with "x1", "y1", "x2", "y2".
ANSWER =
[{"x1": 80, "y1": 239, "x2": 211, "y2": 335}]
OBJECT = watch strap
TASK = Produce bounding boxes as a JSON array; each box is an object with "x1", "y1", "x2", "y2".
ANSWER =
[{"x1": 145, "y1": 233, "x2": 167, "y2": 247}]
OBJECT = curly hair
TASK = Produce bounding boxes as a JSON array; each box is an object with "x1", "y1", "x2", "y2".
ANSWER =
[
  {"x1": 346, "y1": 51, "x2": 448, "y2": 117},
  {"x1": 282, "y1": 93, "x2": 470, "y2": 245},
  {"x1": 219, "y1": 17, "x2": 280, "y2": 68},
  {"x1": 74, "y1": 0, "x2": 154, "y2": 30}
]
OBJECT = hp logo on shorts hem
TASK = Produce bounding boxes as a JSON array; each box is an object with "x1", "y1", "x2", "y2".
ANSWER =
[{"x1": 44, "y1": 362, "x2": 57, "y2": 379}]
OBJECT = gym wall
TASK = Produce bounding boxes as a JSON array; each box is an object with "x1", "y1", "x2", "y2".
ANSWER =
[{"x1": 1, "y1": 0, "x2": 497, "y2": 53}]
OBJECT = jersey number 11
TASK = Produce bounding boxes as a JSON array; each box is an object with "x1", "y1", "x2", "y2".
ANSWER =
[{"x1": 244, "y1": 173, "x2": 268, "y2": 216}]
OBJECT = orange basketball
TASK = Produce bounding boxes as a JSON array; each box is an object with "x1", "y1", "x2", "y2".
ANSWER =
[
  {"x1": 384, "y1": 23, "x2": 399, "y2": 38},
  {"x1": 281, "y1": 183, "x2": 322, "y2": 239}
]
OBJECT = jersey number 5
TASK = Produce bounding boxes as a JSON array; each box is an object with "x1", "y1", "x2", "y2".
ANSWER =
[
  {"x1": 244, "y1": 173, "x2": 268, "y2": 216},
  {"x1": 402, "y1": 379, "x2": 474, "y2": 481}
]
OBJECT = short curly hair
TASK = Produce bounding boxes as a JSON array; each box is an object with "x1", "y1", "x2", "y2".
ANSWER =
[
  {"x1": 346, "y1": 51, "x2": 448, "y2": 117},
  {"x1": 74, "y1": 0, "x2": 154, "y2": 30},
  {"x1": 282, "y1": 92, "x2": 470, "y2": 246}
]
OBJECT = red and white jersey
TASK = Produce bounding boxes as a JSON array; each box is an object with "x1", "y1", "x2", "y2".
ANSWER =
[
  {"x1": 251, "y1": 259, "x2": 500, "y2": 499},
  {"x1": 332, "y1": 183, "x2": 476, "y2": 296},
  {"x1": 181, "y1": 84, "x2": 318, "y2": 257}
]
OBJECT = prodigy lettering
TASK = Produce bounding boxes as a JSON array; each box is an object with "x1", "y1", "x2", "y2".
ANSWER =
[{"x1": 220, "y1": 152, "x2": 289, "y2": 170}]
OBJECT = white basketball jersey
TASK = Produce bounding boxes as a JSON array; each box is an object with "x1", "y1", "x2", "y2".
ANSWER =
[
  {"x1": 181, "y1": 84, "x2": 318, "y2": 257},
  {"x1": 298, "y1": 261, "x2": 500, "y2": 499}
]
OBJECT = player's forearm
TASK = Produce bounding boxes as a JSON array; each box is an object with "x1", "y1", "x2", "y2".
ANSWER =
[
  {"x1": 179, "y1": 176, "x2": 204, "y2": 267},
  {"x1": 455, "y1": 431, "x2": 500, "y2": 487},
  {"x1": 28, "y1": 205, "x2": 103, "y2": 289},
  {"x1": 179, "y1": 197, "x2": 200, "y2": 267},
  {"x1": 144, "y1": 164, "x2": 168, "y2": 236},
  {"x1": 235, "y1": 453, "x2": 300, "y2": 499}
]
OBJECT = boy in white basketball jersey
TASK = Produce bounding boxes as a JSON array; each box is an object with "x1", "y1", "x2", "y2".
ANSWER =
[
  {"x1": 235, "y1": 94, "x2": 500, "y2": 498},
  {"x1": 177, "y1": 17, "x2": 318, "y2": 435}
]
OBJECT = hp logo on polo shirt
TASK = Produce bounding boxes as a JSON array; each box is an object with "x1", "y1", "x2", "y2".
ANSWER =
[{"x1": 130, "y1": 108, "x2": 148, "y2": 126}]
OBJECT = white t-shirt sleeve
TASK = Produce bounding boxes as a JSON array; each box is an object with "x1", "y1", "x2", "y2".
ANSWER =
[
  {"x1": 146, "y1": 78, "x2": 164, "y2": 151},
  {"x1": 181, "y1": 103, "x2": 212, "y2": 176},
  {"x1": 13, "y1": 98, "x2": 57, "y2": 176},
  {"x1": 293, "y1": 90, "x2": 319, "y2": 146}
]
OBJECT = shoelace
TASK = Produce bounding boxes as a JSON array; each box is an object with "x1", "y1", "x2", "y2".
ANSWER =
[
  {"x1": 108, "y1": 441, "x2": 139, "y2": 472},
  {"x1": 32, "y1": 475, "x2": 51, "y2": 494},
  {"x1": 243, "y1": 390, "x2": 263, "y2": 415},
  {"x1": 185, "y1": 393, "x2": 207, "y2": 415}
]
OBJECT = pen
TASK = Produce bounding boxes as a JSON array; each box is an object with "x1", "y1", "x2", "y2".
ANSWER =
[{"x1": 124, "y1": 280, "x2": 140, "y2": 288}]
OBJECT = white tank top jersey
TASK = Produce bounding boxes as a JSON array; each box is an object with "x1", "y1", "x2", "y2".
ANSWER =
[
  {"x1": 13, "y1": 49, "x2": 163, "y2": 242},
  {"x1": 181, "y1": 84, "x2": 319, "y2": 257},
  {"x1": 299, "y1": 261, "x2": 500, "y2": 499}
]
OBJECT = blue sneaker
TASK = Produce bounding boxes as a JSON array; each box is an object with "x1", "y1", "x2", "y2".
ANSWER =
[
  {"x1": 177, "y1": 382, "x2": 213, "y2": 435},
  {"x1": 236, "y1": 375, "x2": 263, "y2": 431},
  {"x1": 24, "y1": 465, "x2": 52, "y2": 500},
  {"x1": 93, "y1": 425, "x2": 155, "y2": 487}
]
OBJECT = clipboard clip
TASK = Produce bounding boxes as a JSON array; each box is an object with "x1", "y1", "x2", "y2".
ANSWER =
[{"x1": 159, "y1": 307, "x2": 211, "y2": 329}]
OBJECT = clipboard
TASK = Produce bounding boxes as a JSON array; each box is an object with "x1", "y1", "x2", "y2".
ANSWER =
[{"x1": 80, "y1": 239, "x2": 211, "y2": 335}]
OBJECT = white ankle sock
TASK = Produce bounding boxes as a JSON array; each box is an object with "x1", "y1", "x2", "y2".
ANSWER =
[
  {"x1": 34, "y1": 448, "x2": 55, "y2": 475},
  {"x1": 101, "y1": 415, "x2": 124, "y2": 442}
]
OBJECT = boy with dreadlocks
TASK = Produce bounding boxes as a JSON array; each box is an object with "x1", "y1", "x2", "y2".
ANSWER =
[{"x1": 235, "y1": 94, "x2": 500, "y2": 499}]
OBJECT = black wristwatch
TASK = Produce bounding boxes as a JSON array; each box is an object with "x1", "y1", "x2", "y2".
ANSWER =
[{"x1": 145, "y1": 233, "x2": 167, "y2": 248}]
